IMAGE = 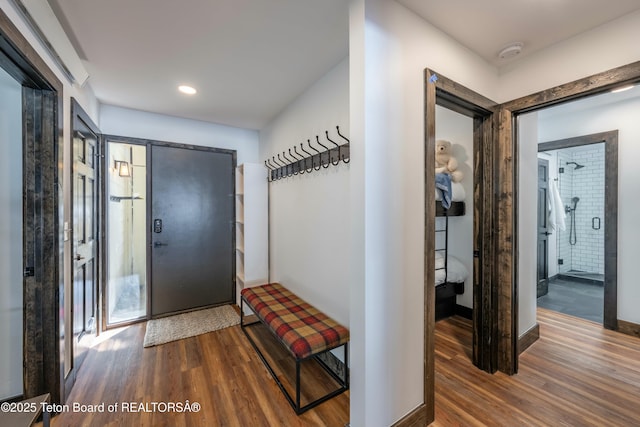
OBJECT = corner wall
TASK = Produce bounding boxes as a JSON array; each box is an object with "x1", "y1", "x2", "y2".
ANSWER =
[{"x1": 350, "y1": 1, "x2": 499, "y2": 425}]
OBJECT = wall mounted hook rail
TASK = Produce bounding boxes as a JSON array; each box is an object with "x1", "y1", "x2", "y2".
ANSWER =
[{"x1": 263, "y1": 126, "x2": 350, "y2": 181}]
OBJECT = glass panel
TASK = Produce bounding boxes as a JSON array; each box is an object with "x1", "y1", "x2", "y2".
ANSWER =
[
  {"x1": 555, "y1": 143, "x2": 605, "y2": 278},
  {"x1": 107, "y1": 142, "x2": 147, "y2": 325},
  {"x1": 87, "y1": 177, "x2": 94, "y2": 242},
  {"x1": 87, "y1": 139, "x2": 95, "y2": 168},
  {"x1": 75, "y1": 175, "x2": 86, "y2": 244}
]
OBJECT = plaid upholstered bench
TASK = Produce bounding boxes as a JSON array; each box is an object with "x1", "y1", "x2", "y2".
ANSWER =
[{"x1": 240, "y1": 283, "x2": 349, "y2": 414}]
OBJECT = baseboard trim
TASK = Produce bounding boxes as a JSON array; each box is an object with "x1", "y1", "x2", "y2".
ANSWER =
[
  {"x1": 0, "y1": 394, "x2": 24, "y2": 404},
  {"x1": 617, "y1": 319, "x2": 640, "y2": 339},
  {"x1": 392, "y1": 403, "x2": 428, "y2": 427},
  {"x1": 518, "y1": 323, "x2": 540, "y2": 355},
  {"x1": 454, "y1": 304, "x2": 473, "y2": 320}
]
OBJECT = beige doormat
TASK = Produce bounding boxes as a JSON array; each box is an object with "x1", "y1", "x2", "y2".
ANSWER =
[{"x1": 143, "y1": 305, "x2": 240, "y2": 347}]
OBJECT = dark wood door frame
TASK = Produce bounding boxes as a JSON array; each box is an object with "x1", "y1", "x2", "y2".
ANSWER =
[
  {"x1": 497, "y1": 61, "x2": 640, "y2": 375},
  {"x1": 538, "y1": 131, "x2": 618, "y2": 329},
  {"x1": 1, "y1": 9, "x2": 64, "y2": 403},
  {"x1": 422, "y1": 63, "x2": 639, "y2": 424},
  {"x1": 101, "y1": 135, "x2": 237, "y2": 327},
  {"x1": 423, "y1": 69, "x2": 498, "y2": 424}
]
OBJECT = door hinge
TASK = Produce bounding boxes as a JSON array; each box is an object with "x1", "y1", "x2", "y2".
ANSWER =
[{"x1": 23, "y1": 266, "x2": 35, "y2": 277}]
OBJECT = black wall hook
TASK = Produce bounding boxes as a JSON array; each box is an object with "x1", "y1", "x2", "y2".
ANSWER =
[
  {"x1": 271, "y1": 156, "x2": 284, "y2": 180},
  {"x1": 326, "y1": 131, "x2": 341, "y2": 166},
  {"x1": 337, "y1": 126, "x2": 351, "y2": 164},
  {"x1": 308, "y1": 139, "x2": 322, "y2": 171},
  {"x1": 281, "y1": 151, "x2": 296, "y2": 175},
  {"x1": 315, "y1": 136, "x2": 330, "y2": 168},
  {"x1": 263, "y1": 126, "x2": 350, "y2": 181},
  {"x1": 289, "y1": 148, "x2": 304, "y2": 174},
  {"x1": 277, "y1": 154, "x2": 289, "y2": 178},
  {"x1": 299, "y1": 143, "x2": 314, "y2": 172}
]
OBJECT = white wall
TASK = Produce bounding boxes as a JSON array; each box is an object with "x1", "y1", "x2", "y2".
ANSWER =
[
  {"x1": 259, "y1": 58, "x2": 350, "y2": 326},
  {"x1": 537, "y1": 91, "x2": 640, "y2": 325},
  {"x1": 518, "y1": 112, "x2": 539, "y2": 336},
  {"x1": 0, "y1": 65, "x2": 23, "y2": 400},
  {"x1": 498, "y1": 10, "x2": 640, "y2": 102},
  {"x1": 435, "y1": 106, "x2": 474, "y2": 308},
  {"x1": 350, "y1": 1, "x2": 499, "y2": 425},
  {"x1": 100, "y1": 105, "x2": 259, "y2": 165}
]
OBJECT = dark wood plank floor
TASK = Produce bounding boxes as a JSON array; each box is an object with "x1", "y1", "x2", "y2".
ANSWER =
[
  {"x1": 48, "y1": 319, "x2": 349, "y2": 427},
  {"x1": 434, "y1": 308, "x2": 640, "y2": 426},
  {"x1": 44, "y1": 307, "x2": 640, "y2": 426}
]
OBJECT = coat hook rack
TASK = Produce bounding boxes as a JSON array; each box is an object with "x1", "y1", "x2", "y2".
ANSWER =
[{"x1": 264, "y1": 126, "x2": 350, "y2": 182}]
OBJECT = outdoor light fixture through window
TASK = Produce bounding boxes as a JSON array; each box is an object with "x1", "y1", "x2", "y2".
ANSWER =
[{"x1": 115, "y1": 160, "x2": 131, "y2": 177}]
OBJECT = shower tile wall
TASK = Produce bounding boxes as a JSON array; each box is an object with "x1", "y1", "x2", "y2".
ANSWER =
[{"x1": 557, "y1": 144, "x2": 605, "y2": 275}]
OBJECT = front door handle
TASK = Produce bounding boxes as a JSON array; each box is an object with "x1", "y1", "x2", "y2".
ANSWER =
[{"x1": 153, "y1": 242, "x2": 168, "y2": 248}]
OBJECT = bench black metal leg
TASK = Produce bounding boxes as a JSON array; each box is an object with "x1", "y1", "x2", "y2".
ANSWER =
[
  {"x1": 240, "y1": 297, "x2": 349, "y2": 415},
  {"x1": 296, "y1": 360, "x2": 301, "y2": 412}
]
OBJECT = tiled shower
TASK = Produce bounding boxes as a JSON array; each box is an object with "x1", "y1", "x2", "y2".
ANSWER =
[{"x1": 556, "y1": 143, "x2": 605, "y2": 281}]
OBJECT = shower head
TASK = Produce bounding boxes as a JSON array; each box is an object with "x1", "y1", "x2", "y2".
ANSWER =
[
  {"x1": 566, "y1": 161, "x2": 585, "y2": 170},
  {"x1": 571, "y1": 197, "x2": 580, "y2": 209}
]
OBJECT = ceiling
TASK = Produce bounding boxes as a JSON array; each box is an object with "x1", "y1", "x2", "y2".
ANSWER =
[
  {"x1": 397, "y1": 0, "x2": 640, "y2": 67},
  {"x1": 48, "y1": 0, "x2": 640, "y2": 130},
  {"x1": 48, "y1": 0, "x2": 349, "y2": 130}
]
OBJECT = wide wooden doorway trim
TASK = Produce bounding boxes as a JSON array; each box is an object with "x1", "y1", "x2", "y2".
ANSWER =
[
  {"x1": 499, "y1": 61, "x2": 640, "y2": 375},
  {"x1": 538, "y1": 131, "x2": 618, "y2": 330},
  {"x1": 0, "y1": 8, "x2": 64, "y2": 403},
  {"x1": 421, "y1": 68, "x2": 497, "y2": 425}
]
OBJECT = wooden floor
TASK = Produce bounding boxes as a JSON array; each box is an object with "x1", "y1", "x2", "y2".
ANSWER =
[
  {"x1": 433, "y1": 308, "x2": 640, "y2": 426},
  {"x1": 48, "y1": 320, "x2": 349, "y2": 427},
  {"x1": 44, "y1": 307, "x2": 640, "y2": 426}
]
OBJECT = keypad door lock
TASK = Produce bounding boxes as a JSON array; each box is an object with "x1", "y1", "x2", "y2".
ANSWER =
[{"x1": 153, "y1": 218, "x2": 163, "y2": 233}]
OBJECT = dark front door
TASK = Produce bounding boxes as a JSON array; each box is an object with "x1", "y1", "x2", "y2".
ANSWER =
[
  {"x1": 150, "y1": 145, "x2": 235, "y2": 316},
  {"x1": 67, "y1": 119, "x2": 99, "y2": 394},
  {"x1": 537, "y1": 158, "x2": 550, "y2": 297}
]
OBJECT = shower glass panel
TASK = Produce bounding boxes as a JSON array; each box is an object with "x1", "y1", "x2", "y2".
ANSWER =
[
  {"x1": 556, "y1": 143, "x2": 605, "y2": 281},
  {"x1": 106, "y1": 142, "x2": 147, "y2": 325}
]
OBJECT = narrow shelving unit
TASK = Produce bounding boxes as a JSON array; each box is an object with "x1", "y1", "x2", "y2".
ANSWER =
[{"x1": 235, "y1": 163, "x2": 268, "y2": 308}]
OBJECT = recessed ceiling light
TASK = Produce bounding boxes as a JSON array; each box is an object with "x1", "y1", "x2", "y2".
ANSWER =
[
  {"x1": 611, "y1": 84, "x2": 635, "y2": 93},
  {"x1": 498, "y1": 42, "x2": 524, "y2": 60},
  {"x1": 178, "y1": 85, "x2": 197, "y2": 95}
]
